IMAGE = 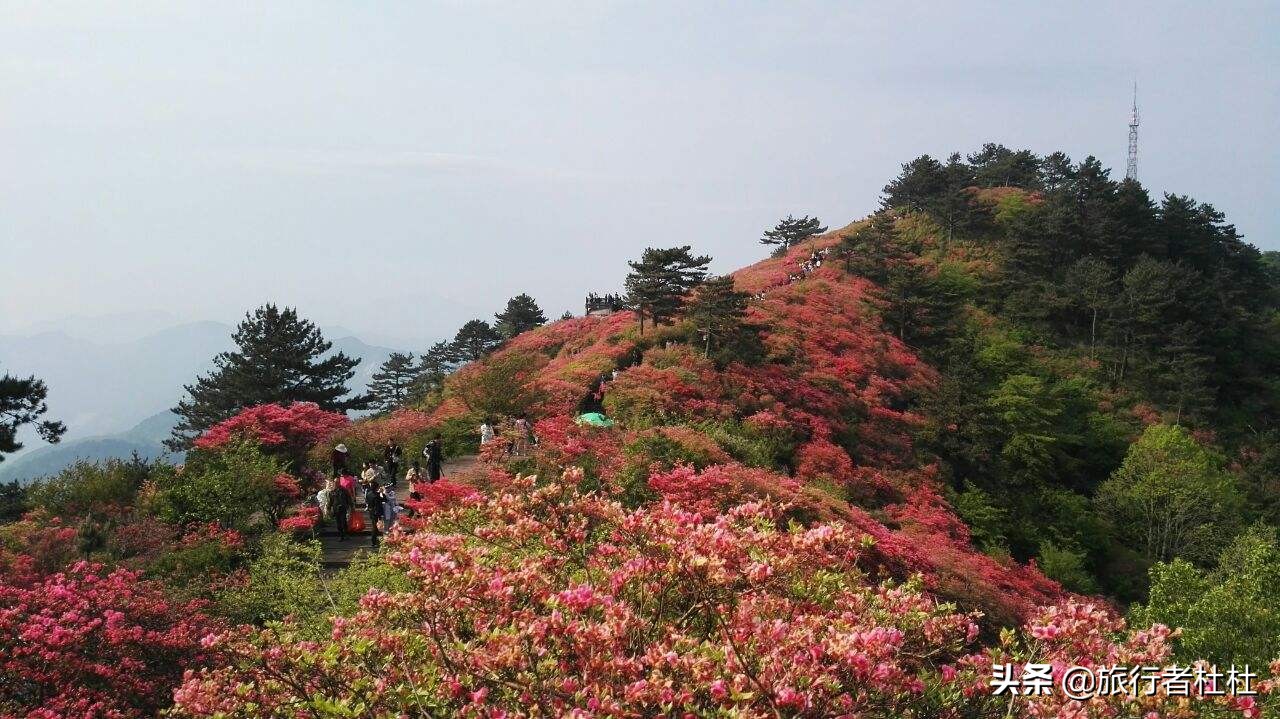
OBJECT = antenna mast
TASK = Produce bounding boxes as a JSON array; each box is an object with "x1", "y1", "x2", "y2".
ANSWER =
[{"x1": 1126, "y1": 82, "x2": 1139, "y2": 181}]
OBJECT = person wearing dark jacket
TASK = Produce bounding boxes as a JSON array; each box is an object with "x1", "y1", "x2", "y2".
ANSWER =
[
  {"x1": 424, "y1": 437, "x2": 443, "y2": 483},
  {"x1": 328, "y1": 476, "x2": 352, "y2": 541},
  {"x1": 382, "y1": 441, "x2": 403, "y2": 477},
  {"x1": 363, "y1": 479, "x2": 385, "y2": 547}
]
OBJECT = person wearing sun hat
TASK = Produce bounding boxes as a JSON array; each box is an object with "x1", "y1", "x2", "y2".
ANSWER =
[{"x1": 331, "y1": 443, "x2": 350, "y2": 476}]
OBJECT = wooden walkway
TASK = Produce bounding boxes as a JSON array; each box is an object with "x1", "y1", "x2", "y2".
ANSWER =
[{"x1": 319, "y1": 455, "x2": 478, "y2": 570}]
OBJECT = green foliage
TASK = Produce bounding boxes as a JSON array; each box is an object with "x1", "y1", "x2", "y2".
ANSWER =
[
  {"x1": 450, "y1": 319, "x2": 503, "y2": 362},
  {"x1": 0, "y1": 370, "x2": 65, "y2": 459},
  {"x1": 154, "y1": 438, "x2": 285, "y2": 530},
  {"x1": 1130, "y1": 525, "x2": 1280, "y2": 667},
  {"x1": 367, "y1": 352, "x2": 421, "y2": 413},
  {"x1": 624, "y1": 246, "x2": 711, "y2": 333},
  {"x1": 0, "y1": 479, "x2": 27, "y2": 522},
  {"x1": 950, "y1": 484, "x2": 1007, "y2": 553},
  {"x1": 216, "y1": 533, "x2": 411, "y2": 638},
  {"x1": 407, "y1": 341, "x2": 458, "y2": 404},
  {"x1": 493, "y1": 293, "x2": 547, "y2": 339},
  {"x1": 759, "y1": 214, "x2": 826, "y2": 250},
  {"x1": 169, "y1": 304, "x2": 367, "y2": 450},
  {"x1": 25, "y1": 456, "x2": 155, "y2": 517},
  {"x1": 683, "y1": 275, "x2": 762, "y2": 365},
  {"x1": 446, "y1": 350, "x2": 547, "y2": 418},
  {"x1": 697, "y1": 419, "x2": 794, "y2": 470},
  {"x1": 1095, "y1": 424, "x2": 1242, "y2": 564},
  {"x1": 1036, "y1": 542, "x2": 1098, "y2": 594},
  {"x1": 216, "y1": 533, "x2": 328, "y2": 628}
]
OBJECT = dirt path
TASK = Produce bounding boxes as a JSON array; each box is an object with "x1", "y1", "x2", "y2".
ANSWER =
[{"x1": 319, "y1": 454, "x2": 478, "y2": 570}]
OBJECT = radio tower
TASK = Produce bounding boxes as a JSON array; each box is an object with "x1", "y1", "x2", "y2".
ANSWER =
[{"x1": 1125, "y1": 82, "x2": 1139, "y2": 181}]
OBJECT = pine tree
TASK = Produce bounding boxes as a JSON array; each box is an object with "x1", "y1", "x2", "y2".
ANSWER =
[
  {"x1": 624, "y1": 246, "x2": 711, "y2": 334},
  {"x1": 367, "y1": 352, "x2": 420, "y2": 412},
  {"x1": 167, "y1": 304, "x2": 366, "y2": 450},
  {"x1": 685, "y1": 275, "x2": 760, "y2": 363},
  {"x1": 493, "y1": 293, "x2": 547, "y2": 339},
  {"x1": 841, "y1": 211, "x2": 904, "y2": 284},
  {"x1": 1, "y1": 371, "x2": 65, "y2": 461},
  {"x1": 407, "y1": 341, "x2": 457, "y2": 402},
  {"x1": 450, "y1": 320, "x2": 503, "y2": 362},
  {"x1": 882, "y1": 155, "x2": 946, "y2": 212},
  {"x1": 759, "y1": 215, "x2": 827, "y2": 253}
]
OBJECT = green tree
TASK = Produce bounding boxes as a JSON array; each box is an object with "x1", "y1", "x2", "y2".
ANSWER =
[
  {"x1": 988, "y1": 374, "x2": 1062, "y2": 486},
  {"x1": 684, "y1": 275, "x2": 760, "y2": 363},
  {"x1": 154, "y1": 437, "x2": 286, "y2": 529},
  {"x1": 967, "y1": 143, "x2": 1040, "y2": 188},
  {"x1": 168, "y1": 305, "x2": 366, "y2": 451},
  {"x1": 759, "y1": 215, "x2": 827, "y2": 253},
  {"x1": 1130, "y1": 526, "x2": 1280, "y2": 667},
  {"x1": 1095, "y1": 424, "x2": 1242, "y2": 564},
  {"x1": 493, "y1": 293, "x2": 547, "y2": 339},
  {"x1": 449, "y1": 320, "x2": 503, "y2": 362},
  {"x1": 1, "y1": 371, "x2": 65, "y2": 460},
  {"x1": 367, "y1": 352, "x2": 420, "y2": 412},
  {"x1": 407, "y1": 341, "x2": 458, "y2": 402},
  {"x1": 624, "y1": 246, "x2": 711, "y2": 334},
  {"x1": 0, "y1": 480, "x2": 28, "y2": 522},
  {"x1": 1062, "y1": 256, "x2": 1115, "y2": 358},
  {"x1": 881, "y1": 155, "x2": 946, "y2": 213}
]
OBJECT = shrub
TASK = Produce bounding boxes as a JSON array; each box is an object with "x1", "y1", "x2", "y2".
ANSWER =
[
  {"x1": 24, "y1": 456, "x2": 156, "y2": 517},
  {"x1": 0, "y1": 561, "x2": 220, "y2": 719},
  {"x1": 173, "y1": 470, "x2": 988, "y2": 718},
  {"x1": 154, "y1": 438, "x2": 287, "y2": 531},
  {"x1": 195, "y1": 402, "x2": 349, "y2": 468}
]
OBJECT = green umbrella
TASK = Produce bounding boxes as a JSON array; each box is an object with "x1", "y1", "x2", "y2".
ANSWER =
[{"x1": 575, "y1": 412, "x2": 615, "y2": 427}]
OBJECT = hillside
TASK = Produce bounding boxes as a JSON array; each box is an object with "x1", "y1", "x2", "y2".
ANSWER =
[{"x1": 7, "y1": 146, "x2": 1280, "y2": 718}]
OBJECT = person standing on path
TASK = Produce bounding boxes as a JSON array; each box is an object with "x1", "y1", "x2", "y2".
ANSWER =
[
  {"x1": 363, "y1": 479, "x2": 385, "y2": 548},
  {"x1": 329, "y1": 477, "x2": 351, "y2": 542},
  {"x1": 480, "y1": 419, "x2": 496, "y2": 445},
  {"x1": 424, "y1": 437, "x2": 443, "y2": 483},
  {"x1": 382, "y1": 482, "x2": 398, "y2": 529},
  {"x1": 382, "y1": 440, "x2": 403, "y2": 478}
]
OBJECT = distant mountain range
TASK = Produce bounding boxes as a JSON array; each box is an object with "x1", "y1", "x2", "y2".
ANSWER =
[
  {"x1": 0, "y1": 410, "x2": 179, "y2": 485},
  {"x1": 0, "y1": 320, "x2": 407, "y2": 484}
]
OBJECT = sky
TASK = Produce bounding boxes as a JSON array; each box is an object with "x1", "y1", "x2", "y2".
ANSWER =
[{"x1": 2, "y1": 1, "x2": 1277, "y2": 350}]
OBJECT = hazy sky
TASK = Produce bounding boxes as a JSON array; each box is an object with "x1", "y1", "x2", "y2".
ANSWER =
[{"x1": 3, "y1": 1, "x2": 1277, "y2": 349}]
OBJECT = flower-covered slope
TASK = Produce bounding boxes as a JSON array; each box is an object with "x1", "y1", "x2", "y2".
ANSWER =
[{"x1": 449, "y1": 231, "x2": 1063, "y2": 626}]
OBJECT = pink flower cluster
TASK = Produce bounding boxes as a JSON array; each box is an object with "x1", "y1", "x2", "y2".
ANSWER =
[
  {"x1": 0, "y1": 561, "x2": 219, "y2": 719},
  {"x1": 173, "y1": 470, "x2": 989, "y2": 717},
  {"x1": 194, "y1": 402, "x2": 349, "y2": 454}
]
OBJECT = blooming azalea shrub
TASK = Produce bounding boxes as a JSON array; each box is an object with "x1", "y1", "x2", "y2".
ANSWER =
[
  {"x1": 982, "y1": 601, "x2": 1280, "y2": 718},
  {"x1": 398, "y1": 479, "x2": 484, "y2": 529},
  {"x1": 0, "y1": 561, "x2": 220, "y2": 719},
  {"x1": 172, "y1": 470, "x2": 994, "y2": 718},
  {"x1": 195, "y1": 401, "x2": 349, "y2": 467},
  {"x1": 277, "y1": 506, "x2": 320, "y2": 537},
  {"x1": 173, "y1": 471, "x2": 1267, "y2": 718}
]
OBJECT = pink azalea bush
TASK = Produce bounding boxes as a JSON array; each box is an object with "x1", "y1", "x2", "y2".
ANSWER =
[
  {"x1": 171, "y1": 469, "x2": 1277, "y2": 718},
  {"x1": 173, "y1": 469, "x2": 988, "y2": 717},
  {"x1": 0, "y1": 561, "x2": 220, "y2": 719},
  {"x1": 195, "y1": 401, "x2": 349, "y2": 466}
]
